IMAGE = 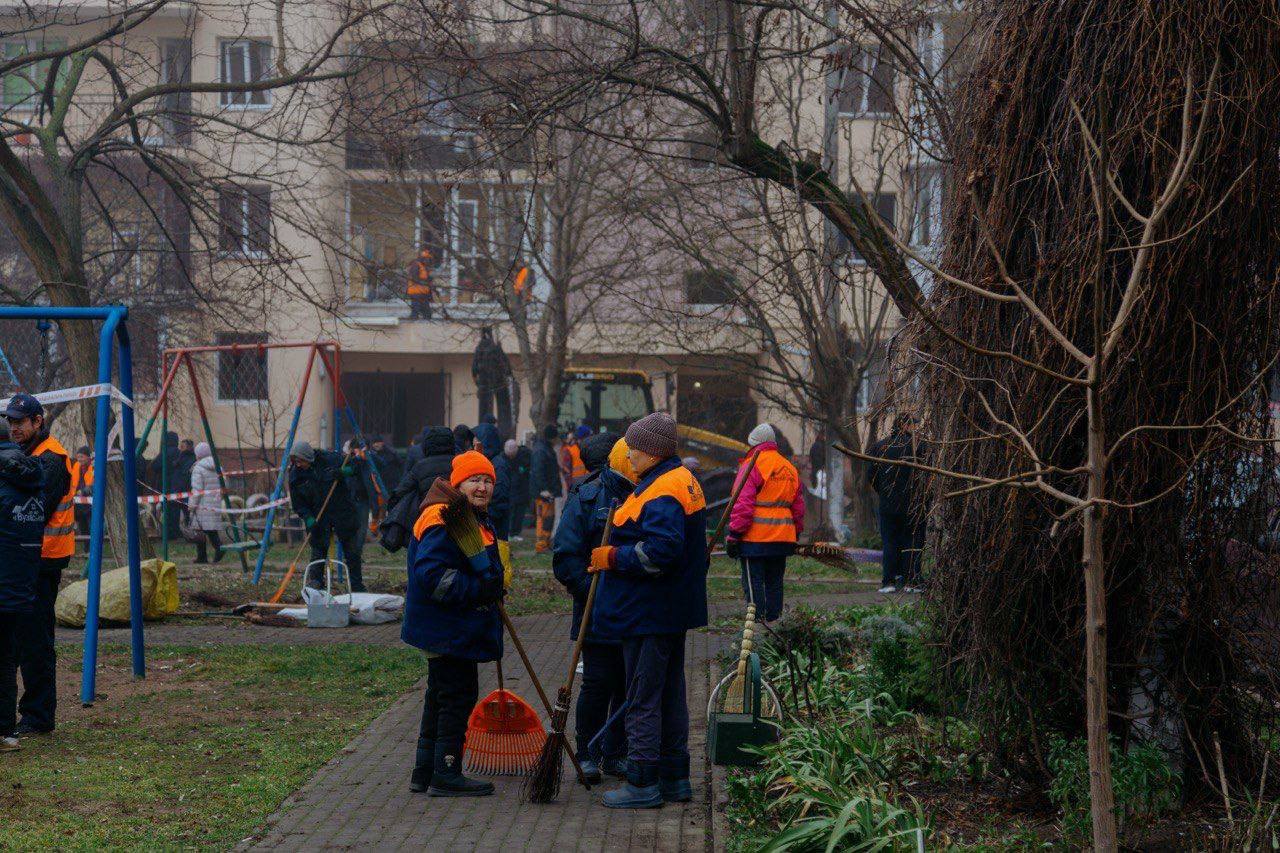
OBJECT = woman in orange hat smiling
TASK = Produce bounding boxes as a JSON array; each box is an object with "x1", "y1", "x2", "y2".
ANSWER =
[{"x1": 402, "y1": 450, "x2": 505, "y2": 797}]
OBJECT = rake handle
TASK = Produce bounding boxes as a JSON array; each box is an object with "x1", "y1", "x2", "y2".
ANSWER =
[{"x1": 499, "y1": 603, "x2": 587, "y2": 786}]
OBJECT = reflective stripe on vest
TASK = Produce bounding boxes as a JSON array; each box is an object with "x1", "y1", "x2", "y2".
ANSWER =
[
  {"x1": 613, "y1": 464, "x2": 706, "y2": 527},
  {"x1": 743, "y1": 449, "x2": 799, "y2": 544},
  {"x1": 33, "y1": 435, "x2": 76, "y2": 559}
]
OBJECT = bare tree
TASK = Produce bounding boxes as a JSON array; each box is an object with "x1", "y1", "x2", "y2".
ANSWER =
[
  {"x1": 841, "y1": 10, "x2": 1280, "y2": 846},
  {"x1": 0, "y1": 0, "x2": 393, "y2": 547}
]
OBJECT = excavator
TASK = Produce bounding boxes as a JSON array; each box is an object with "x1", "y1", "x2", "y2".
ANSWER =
[{"x1": 555, "y1": 367, "x2": 748, "y2": 509}]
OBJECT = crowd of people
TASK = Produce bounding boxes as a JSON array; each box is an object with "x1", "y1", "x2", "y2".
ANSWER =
[{"x1": 0, "y1": 387, "x2": 926, "y2": 808}]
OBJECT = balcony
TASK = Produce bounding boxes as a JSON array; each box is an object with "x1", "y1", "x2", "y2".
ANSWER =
[{"x1": 344, "y1": 180, "x2": 543, "y2": 321}]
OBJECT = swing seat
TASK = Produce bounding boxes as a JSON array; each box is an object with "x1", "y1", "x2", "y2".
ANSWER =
[{"x1": 220, "y1": 540, "x2": 261, "y2": 554}]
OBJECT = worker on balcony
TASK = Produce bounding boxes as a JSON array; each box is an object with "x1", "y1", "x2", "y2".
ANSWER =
[{"x1": 407, "y1": 247, "x2": 434, "y2": 320}]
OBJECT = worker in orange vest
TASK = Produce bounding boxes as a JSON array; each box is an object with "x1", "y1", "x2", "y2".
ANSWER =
[
  {"x1": 724, "y1": 423, "x2": 805, "y2": 623},
  {"x1": 407, "y1": 247, "x2": 434, "y2": 320},
  {"x1": 4, "y1": 393, "x2": 75, "y2": 734},
  {"x1": 72, "y1": 446, "x2": 93, "y2": 536},
  {"x1": 563, "y1": 424, "x2": 591, "y2": 488}
]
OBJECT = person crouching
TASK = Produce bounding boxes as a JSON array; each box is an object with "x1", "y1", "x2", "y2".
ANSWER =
[
  {"x1": 402, "y1": 450, "x2": 505, "y2": 797},
  {"x1": 589, "y1": 413, "x2": 708, "y2": 808}
]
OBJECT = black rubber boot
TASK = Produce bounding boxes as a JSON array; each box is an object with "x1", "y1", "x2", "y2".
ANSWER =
[
  {"x1": 409, "y1": 738, "x2": 434, "y2": 792},
  {"x1": 427, "y1": 740, "x2": 494, "y2": 797}
]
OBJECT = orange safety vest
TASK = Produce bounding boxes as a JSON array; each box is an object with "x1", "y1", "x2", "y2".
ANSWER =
[
  {"x1": 742, "y1": 448, "x2": 800, "y2": 545},
  {"x1": 414, "y1": 501, "x2": 496, "y2": 546},
  {"x1": 612, "y1": 463, "x2": 706, "y2": 527},
  {"x1": 33, "y1": 435, "x2": 76, "y2": 559},
  {"x1": 407, "y1": 258, "x2": 433, "y2": 297},
  {"x1": 568, "y1": 443, "x2": 587, "y2": 479}
]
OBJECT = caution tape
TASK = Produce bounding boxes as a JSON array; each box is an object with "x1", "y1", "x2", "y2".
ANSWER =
[
  {"x1": 74, "y1": 488, "x2": 290, "y2": 515},
  {"x1": 1, "y1": 382, "x2": 133, "y2": 410},
  {"x1": 74, "y1": 487, "x2": 223, "y2": 506}
]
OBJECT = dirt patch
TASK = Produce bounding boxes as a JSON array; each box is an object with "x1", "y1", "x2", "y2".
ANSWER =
[{"x1": 42, "y1": 651, "x2": 202, "y2": 728}]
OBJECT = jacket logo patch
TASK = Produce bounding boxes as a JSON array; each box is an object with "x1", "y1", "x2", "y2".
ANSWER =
[{"x1": 12, "y1": 497, "x2": 44, "y2": 523}]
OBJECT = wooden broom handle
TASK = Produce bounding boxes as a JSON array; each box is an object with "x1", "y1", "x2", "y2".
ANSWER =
[
  {"x1": 707, "y1": 447, "x2": 763, "y2": 560},
  {"x1": 499, "y1": 603, "x2": 585, "y2": 779},
  {"x1": 565, "y1": 501, "x2": 617, "y2": 693},
  {"x1": 735, "y1": 604, "x2": 757, "y2": 684}
]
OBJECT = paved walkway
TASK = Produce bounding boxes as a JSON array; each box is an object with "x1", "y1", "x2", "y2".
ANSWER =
[{"x1": 61, "y1": 592, "x2": 878, "y2": 851}]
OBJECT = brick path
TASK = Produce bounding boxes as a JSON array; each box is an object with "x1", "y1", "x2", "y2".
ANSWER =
[{"x1": 60, "y1": 592, "x2": 880, "y2": 851}]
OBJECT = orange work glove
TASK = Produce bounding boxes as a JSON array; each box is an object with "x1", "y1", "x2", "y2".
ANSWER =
[{"x1": 588, "y1": 546, "x2": 618, "y2": 573}]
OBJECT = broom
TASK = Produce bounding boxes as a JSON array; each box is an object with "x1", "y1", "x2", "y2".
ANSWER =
[
  {"x1": 525, "y1": 501, "x2": 618, "y2": 804},
  {"x1": 794, "y1": 542, "x2": 860, "y2": 574}
]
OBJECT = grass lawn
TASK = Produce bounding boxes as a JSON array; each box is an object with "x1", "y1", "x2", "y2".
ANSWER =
[
  {"x1": 0, "y1": 643, "x2": 423, "y2": 852},
  {"x1": 66, "y1": 542, "x2": 877, "y2": 623}
]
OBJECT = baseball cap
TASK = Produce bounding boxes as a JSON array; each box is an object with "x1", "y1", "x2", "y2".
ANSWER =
[{"x1": 3, "y1": 392, "x2": 44, "y2": 421}]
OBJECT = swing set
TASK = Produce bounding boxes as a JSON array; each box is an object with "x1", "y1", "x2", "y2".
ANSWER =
[{"x1": 135, "y1": 340, "x2": 388, "y2": 584}]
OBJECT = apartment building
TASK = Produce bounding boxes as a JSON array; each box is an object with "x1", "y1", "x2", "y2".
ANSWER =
[{"x1": 0, "y1": 1, "x2": 951, "y2": 468}]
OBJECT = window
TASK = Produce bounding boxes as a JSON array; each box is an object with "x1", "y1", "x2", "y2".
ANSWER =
[
  {"x1": 2, "y1": 39, "x2": 67, "y2": 109},
  {"x1": 418, "y1": 198, "x2": 448, "y2": 267},
  {"x1": 421, "y1": 73, "x2": 455, "y2": 134},
  {"x1": 217, "y1": 332, "x2": 268, "y2": 400},
  {"x1": 686, "y1": 129, "x2": 721, "y2": 170},
  {"x1": 834, "y1": 45, "x2": 896, "y2": 117},
  {"x1": 159, "y1": 39, "x2": 193, "y2": 143},
  {"x1": 684, "y1": 269, "x2": 736, "y2": 305},
  {"x1": 219, "y1": 40, "x2": 271, "y2": 106},
  {"x1": 218, "y1": 184, "x2": 271, "y2": 256},
  {"x1": 111, "y1": 228, "x2": 144, "y2": 290},
  {"x1": 909, "y1": 168, "x2": 944, "y2": 249},
  {"x1": 837, "y1": 193, "x2": 897, "y2": 263}
]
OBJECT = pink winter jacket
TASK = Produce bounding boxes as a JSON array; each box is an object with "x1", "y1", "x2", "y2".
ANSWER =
[{"x1": 727, "y1": 442, "x2": 805, "y2": 540}]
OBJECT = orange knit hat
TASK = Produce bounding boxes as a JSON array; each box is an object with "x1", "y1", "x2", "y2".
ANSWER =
[{"x1": 450, "y1": 450, "x2": 496, "y2": 486}]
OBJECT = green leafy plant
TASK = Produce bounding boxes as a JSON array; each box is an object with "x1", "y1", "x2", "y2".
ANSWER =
[{"x1": 1047, "y1": 735, "x2": 1179, "y2": 846}]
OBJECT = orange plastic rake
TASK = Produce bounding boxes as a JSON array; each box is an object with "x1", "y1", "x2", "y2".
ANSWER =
[{"x1": 464, "y1": 661, "x2": 547, "y2": 776}]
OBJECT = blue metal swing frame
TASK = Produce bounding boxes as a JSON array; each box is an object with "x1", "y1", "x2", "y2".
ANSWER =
[{"x1": 0, "y1": 305, "x2": 145, "y2": 706}]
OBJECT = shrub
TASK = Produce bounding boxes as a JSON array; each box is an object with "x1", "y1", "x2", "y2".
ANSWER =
[
  {"x1": 859, "y1": 613, "x2": 939, "y2": 713},
  {"x1": 1047, "y1": 735, "x2": 1179, "y2": 846}
]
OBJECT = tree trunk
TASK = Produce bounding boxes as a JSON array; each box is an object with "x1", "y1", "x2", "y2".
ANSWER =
[
  {"x1": 1084, "y1": 377, "x2": 1117, "y2": 851},
  {"x1": 825, "y1": 439, "x2": 844, "y2": 538}
]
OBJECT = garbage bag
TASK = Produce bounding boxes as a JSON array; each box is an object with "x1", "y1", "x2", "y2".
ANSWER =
[
  {"x1": 55, "y1": 559, "x2": 179, "y2": 628},
  {"x1": 277, "y1": 592, "x2": 404, "y2": 625}
]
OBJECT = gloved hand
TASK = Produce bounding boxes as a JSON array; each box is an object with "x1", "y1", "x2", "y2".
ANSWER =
[
  {"x1": 588, "y1": 546, "x2": 617, "y2": 573},
  {"x1": 303, "y1": 516, "x2": 316, "y2": 531},
  {"x1": 477, "y1": 574, "x2": 505, "y2": 605},
  {"x1": 539, "y1": 490, "x2": 552, "y2": 500},
  {"x1": 339, "y1": 464, "x2": 356, "y2": 478},
  {"x1": 725, "y1": 536, "x2": 741, "y2": 559}
]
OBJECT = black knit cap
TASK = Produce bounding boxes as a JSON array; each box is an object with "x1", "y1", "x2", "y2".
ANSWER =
[{"x1": 582, "y1": 432, "x2": 617, "y2": 473}]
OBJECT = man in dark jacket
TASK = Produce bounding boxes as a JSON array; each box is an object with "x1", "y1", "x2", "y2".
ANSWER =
[
  {"x1": 453, "y1": 424, "x2": 476, "y2": 455},
  {"x1": 6, "y1": 393, "x2": 73, "y2": 735},
  {"x1": 473, "y1": 413, "x2": 503, "y2": 460},
  {"x1": 288, "y1": 441, "x2": 365, "y2": 592},
  {"x1": 553, "y1": 432, "x2": 633, "y2": 781},
  {"x1": 390, "y1": 426, "x2": 455, "y2": 510},
  {"x1": 866, "y1": 414, "x2": 926, "y2": 593},
  {"x1": 531, "y1": 423, "x2": 562, "y2": 552},
  {"x1": 344, "y1": 438, "x2": 374, "y2": 553},
  {"x1": 589, "y1": 413, "x2": 708, "y2": 808},
  {"x1": 506, "y1": 438, "x2": 532, "y2": 541},
  {"x1": 489, "y1": 446, "x2": 513, "y2": 541},
  {"x1": 173, "y1": 438, "x2": 196, "y2": 528},
  {"x1": 0, "y1": 418, "x2": 44, "y2": 750},
  {"x1": 370, "y1": 435, "x2": 403, "y2": 491}
]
